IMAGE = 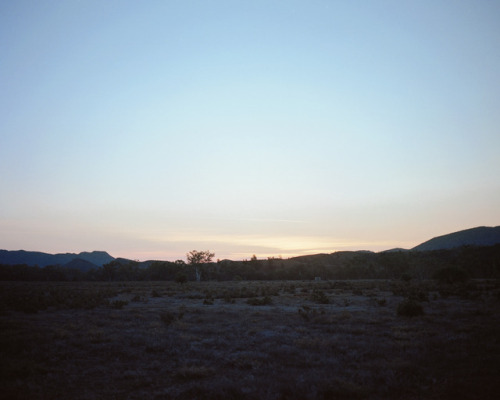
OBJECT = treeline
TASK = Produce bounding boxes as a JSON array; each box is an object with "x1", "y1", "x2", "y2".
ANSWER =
[{"x1": 1, "y1": 244, "x2": 499, "y2": 282}]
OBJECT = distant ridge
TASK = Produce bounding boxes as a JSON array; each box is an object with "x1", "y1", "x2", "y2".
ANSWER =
[
  {"x1": 412, "y1": 226, "x2": 500, "y2": 251},
  {"x1": 0, "y1": 250, "x2": 114, "y2": 267},
  {"x1": 381, "y1": 248, "x2": 409, "y2": 253},
  {"x1": 2, "y1": 226, "x2": 499, "y2": 267}
]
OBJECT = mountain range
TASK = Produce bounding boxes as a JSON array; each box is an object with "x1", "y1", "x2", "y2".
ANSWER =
[
  {"x1": 0, "y1": 250, "x2": 114, "y2": 270},
  {"x1": 1, "y1": 226, "x2": 499, "y2": 268},
  {"x1": 410, "y1": 226, "x2": 500, "y2": 251}
]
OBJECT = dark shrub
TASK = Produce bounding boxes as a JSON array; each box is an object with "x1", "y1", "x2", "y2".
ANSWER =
[
  {"x1": 223, "y1": 293, "x2": 236, "y2": 304},
  {"x1": 310, "y1": 290, "x2": 329, "y2": 304},
  {"x1": 397, "y1": 299, "x2": 424, "y2": 317},
  {"x1": 247, "y1": 296, "x2": 272, "y2": 306},
  {"x1": 433, "y1": 266, "x2": 469, "y2": 284},
  {"x1": 110, "y1": 300, "x2": 128, "y2": 309},
  {"x1": 175, "y1": 272, "x2": 188, "y2": 284},
  {"x1": 160, "y1": 310, "x2": 183, "y2": 325},
  {"x1": 377, "y1": 298, "x2": 387, "y2": 306},
  {"x1": 408, "y1": 286, "x2": 429, "y2": 302}
]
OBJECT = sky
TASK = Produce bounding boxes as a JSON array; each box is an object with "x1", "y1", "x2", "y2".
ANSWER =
[{"x1": 1, "y1": 0, "x2": 499, "y2": 261}]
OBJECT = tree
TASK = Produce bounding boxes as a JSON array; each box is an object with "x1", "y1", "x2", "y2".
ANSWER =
[
  {"x1": 186, "y1": 250, "x2": 214, "y2": 265},
  {"x1": 186, "y1": 250, "x2": 215, "y2": 282},
  {"x1": 102, "y1": 261, "x2": 118, "y2": 281}
]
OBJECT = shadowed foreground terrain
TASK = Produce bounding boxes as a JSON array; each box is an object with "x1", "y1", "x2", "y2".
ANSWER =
[{"x1": 1, "y1": 280, "x2": 499, "y2": 399}]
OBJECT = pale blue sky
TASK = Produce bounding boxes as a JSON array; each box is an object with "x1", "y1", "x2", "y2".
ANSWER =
[{"x1": 1, "y1": 0, "x2": 499, "y2": 260}]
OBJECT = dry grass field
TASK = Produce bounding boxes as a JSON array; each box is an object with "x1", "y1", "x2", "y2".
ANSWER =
[{"x1": 1, "y1": 279, "x2": 499, "y2": 399}]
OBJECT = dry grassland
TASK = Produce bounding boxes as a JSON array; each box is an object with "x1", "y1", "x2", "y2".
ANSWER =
[{"x1": 1, "y1": 279, "x2": 499, "y2": 399}]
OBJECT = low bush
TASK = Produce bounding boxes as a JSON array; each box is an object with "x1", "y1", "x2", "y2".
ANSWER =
[
  {"x1": 397, "y1": 299, "x2": 424, "y2": 317},
  {"x1": 392, "y1": 282, "x2": 429, "y2": 302},
  {"x1": 110, "y1": 300, "x2": 128, "y2": 309},
  {"x1": 159, "y1": 310, "x2": 184, "y2": 325},
  {"x1": 377, "y1": 298, "x2": 387, "y2": 306},
  {"x1": 223, "y1": 293, "x2": 236, "y2": 304},
  {"x1": 247, "y1": 296, "x2": 272, "y2": 306},
  {"x1": 408, "y1": 286, "x2": 429, "y2": 302},
  {"x1": 433, "y1": 266, "x2": 469, "y2": 284},
  {"x1": 298, "y1": 305, "x2": 311, "y2": 321},
  {"x1": 310, "y1": 290, "x2": 329, "y2": 304},
  {"x1": 175, "y1": 272, "x2": 188, "y2": 284},
  {"x1": 203, "y1": 298, "x2": 214, "y2": 305}
]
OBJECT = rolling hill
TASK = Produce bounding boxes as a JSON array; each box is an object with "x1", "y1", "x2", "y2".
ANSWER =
[
  {"x1": 1, "y1": 226, "x2": 499, "y2": 270},
  {"x1": 412, "y1": 226, "x2": 500, "y2": 251},
  {"x1": 0, "y1": 250, "x2": 114, "y2": 268}
]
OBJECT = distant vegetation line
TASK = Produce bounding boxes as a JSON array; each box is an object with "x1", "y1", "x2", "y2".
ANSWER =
[
  {"x1": 1, "y1": 244, "x2": 499, "y2": 282},
  {"x1": 1, "y1": 226, "x2": 499, "y2": 281}
]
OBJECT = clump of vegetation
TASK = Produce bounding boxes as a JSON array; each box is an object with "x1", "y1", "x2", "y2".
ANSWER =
[
  {"x1": 284, "y1": 284, "x2": 296, "y2": 294},
  {"x1": 88, "y1": 329, "x2": 107, "y2": 344},
  {"x1": 298, "y1": 305, "x2": 311, "y2": 320},
  {"x1": 151, "y1": 289, "x2": 162, "y2": 298},
  {"x1": 297, "y1": 305, "x2": 333, "y2": 324},
  {"x1": 433, "y1": 266, "x2": 469, "y2": 284},
  {"x1": 310, "y1": 290, "x2": 329, "y2": 304},
  {"x1": 110, "y1": 300, "x2": 128, "y2": 309},
  {"x1": 377, "y1": 298, "x2": 387, "y2": 306},
  {"x1": 392, "y1": 282, "x2": 429, "y2": 302},
  {"x1": 298, "y1": 305, "x2": 318, "y2": 321},
  {"x1": 175, "y1": 272, "x2": 188, "y2": 284},
  {"x1": 407, "y1": 286, "x2": 429, "y2": 302},
  {"x1": 397, "y1": 299, "x2": 424, "y2": 317},
  {"x1": 159, "y1": 309, "x2": 184, "y2": 325},
  {"x1": 223, "y1": 293, "x2": 236, "y2": 304},
  {"x1": 260, "y1": 285, "x2": 280, "y2": 297},
  {"x1": 247, "y1": 296, "x2": 272, "y2": 306},
  {"x1": 240, "y1": 286, "x2": 259, "y2": 298}
]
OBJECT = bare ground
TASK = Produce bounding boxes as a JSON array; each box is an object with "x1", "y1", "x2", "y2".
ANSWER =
[{"x1": 1, "y1": 279, "x2": 499, "y2": 399}]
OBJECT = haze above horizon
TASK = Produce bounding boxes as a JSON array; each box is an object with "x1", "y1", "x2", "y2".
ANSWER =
[{"x1": 1, "y1": 1, "x2": 499, "y2": 261}]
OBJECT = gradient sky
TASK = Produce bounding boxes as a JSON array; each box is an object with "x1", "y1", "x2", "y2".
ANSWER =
[{"x1": 1, "y1": 0, "x2": 499, "y2": 261}]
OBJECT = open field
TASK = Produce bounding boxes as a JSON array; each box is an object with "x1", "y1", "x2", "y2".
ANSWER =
[{"x1": 1, "y1": 279, "x2": 499, "y2": 399}]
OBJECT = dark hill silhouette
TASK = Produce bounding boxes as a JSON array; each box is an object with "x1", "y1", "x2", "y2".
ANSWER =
[
  {"x1": 381, "y1": 248, "x2": 409, "y2": 253},
  {"x1": 1, "y1": 226, "x2": 499, "y2": 270},
  {"x1": 0, "y1": 250, "x2": 114, "y2": 267},
  {"x1": 290, "y1": 250, "x2": 376, "y2": 265},
  {"x1": 76, "y1": 251, "x2": 115, "y2": 266},
  {"x1": 412, "y1": 226, "x2": 500, "y2": 251}
]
